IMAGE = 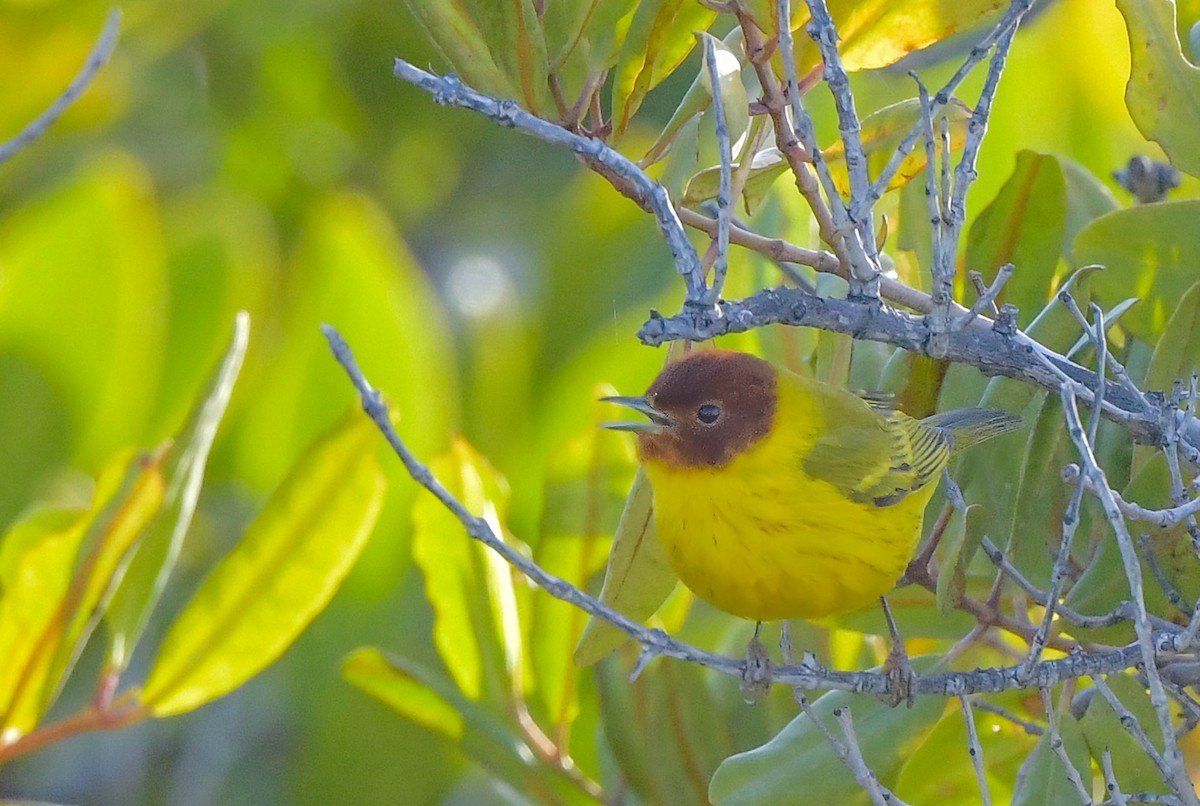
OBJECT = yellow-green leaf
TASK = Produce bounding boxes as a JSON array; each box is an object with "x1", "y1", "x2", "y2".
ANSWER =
[
  {"x1": 142, "y1": 412, "x2": 385, "y2": 717},
  {"x1": 1080, "y1": 674, "x2": 1170, "y2": 795},
  {"x1": 1011, "y1": 710, "x2": 1091, "y2": 806},
  {"x1": 401, "y1": 0, "x2": 517, "y2": 100},
  {"x1": 472, "y1": 0, "x2": 552, "y2": 115},
  {"x1": 1117, "y1": 0, "x2": 1200, "y2": 178},
  {"x1": 574, "y1": 467, "x2": 677, "y2": 666},
  {"x1": 412, "y1": 439, "x2": 520, "y2": 704},
  {"x1": 610, "y1": 0, "x2": 717, "y2": 136}
]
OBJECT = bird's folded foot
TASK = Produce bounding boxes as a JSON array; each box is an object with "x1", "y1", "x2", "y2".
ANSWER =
[
  {"x1": 880, "y1": 597, "x2": 916, "y2": 708},
  {"x1": 740, "y1": 622, "x2": 772, "y2": 704}
]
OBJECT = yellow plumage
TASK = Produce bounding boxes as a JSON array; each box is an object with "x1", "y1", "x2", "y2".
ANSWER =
[{"x1": 605, "y1": 349, "x2": 1020, "y2": 622}]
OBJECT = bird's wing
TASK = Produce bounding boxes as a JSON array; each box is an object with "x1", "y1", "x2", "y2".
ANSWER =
[{"x1": 802, "y1": 389, "x2": 950, "y2": 507}]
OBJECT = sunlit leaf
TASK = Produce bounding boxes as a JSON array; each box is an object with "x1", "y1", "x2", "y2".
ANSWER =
[
  {"x1": 1076, "y1": 200, "x2": 1200, "y2": 345},
  {"x1": 412, "y1": 439, "x2": 520, "y2": 704},
  {"x1": 834, "y1": 0, "x2": 1006, "y2": 71},
  {"x1": 105, "y1": 311, "x2": 249, "y2": 672},
  {"x1": 400, "y1": 0, "x2": 517, "y2": 100},
  {"x1": 0, "y1": 449, "x2": 159, "y2": 735},
  {"x1": 610, "y1": 0, "x2": 718, "y2": 136},
  {"x1": 576, "y1": 0, "x2": 640, "y2": 72},
  {"x1": 142, "y1": 412, "x2": 385, "y2": 717},
  {"x1": 709, "y1": 658, "x2": 945, "y2": 805},
  {"x1": 1117, "y1": 0, "x2": 1200, "y2": 178},
  {"x1": 1011, "y1": 710, "x2": 1091, "y2": 806}
]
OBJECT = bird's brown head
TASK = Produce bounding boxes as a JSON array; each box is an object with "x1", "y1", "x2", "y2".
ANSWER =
[{"x1": 603, "y1": 349, "x2": 777, "y2": 469}]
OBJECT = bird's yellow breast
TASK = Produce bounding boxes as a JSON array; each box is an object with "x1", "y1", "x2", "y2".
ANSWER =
[{"x1": 642, "y1": 379, "x2": 934, "y2": 621}]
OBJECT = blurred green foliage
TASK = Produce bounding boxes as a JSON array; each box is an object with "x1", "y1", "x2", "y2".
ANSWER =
[{"x1": 3, "y1": 0, "x2": 1200, "y2": 803}]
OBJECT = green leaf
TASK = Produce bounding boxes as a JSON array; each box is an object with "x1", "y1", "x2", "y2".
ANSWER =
[
  {"x1": 966, "y1": 150, "x2": 1068, "y2": 323},
  {"x1": 576, "y1": 0, "x2": 640, "y2": 73},
  {"x1": 0, "y1": 153, "x2": 168, "y2": 468},
  {"x1": 1117, "y1": 0, "x2": 1200, "y2": 178},
  {"x1": 1076, "y1": 200, "x2": 1200, "y2": 345},
  {"x1": 142, "y1": 411, "x2": 385, "y2": 717},
  {"x1": 526, "y1": 389, "x2": 636, "y2": 741},
  {"x1": 610, "y1": 0, "x2": 718, "y2": 137},
  {"x1": 412, "y1": 439, "x2": 520, "y2": 705},
  {"x1": 935, "y1": 503, "x2": 986, "y2": 614},
  {"x1": 471, "y1": 0, "x2": 552, "y2": 115},
  {"x1": 105, "y1": 311, "x2": 250, "y2": 672},
  {"x1": 401, "y1": 0, "x2": 518, "y2": 100},
  {"x1": 1080, "y1": 674, "x2": 1170, "y2": 795},
  {"x1": 1059, "y1": 157, "x2": 1120, "y2": 262},
  {"x1": 1011, "y1": 710, "x2": 1092, "y2": 806},
  {"x1": 343, "y1": 647, "x2": 578, "y2": 802},
  {"x1": 1143, "y1": 280, "x2": 1200, "y2": 394},
  {"x1": 709, "y1": 658, "x2": 946, "y2": 806}
]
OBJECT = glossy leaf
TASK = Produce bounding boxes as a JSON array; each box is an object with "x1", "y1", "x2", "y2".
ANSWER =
[
  {"x1": 142, "y1": 412, "x2": 385, "y2": 717},
  {"x1": 709, "y1": 659, "x2": 945, "y2": 805},
  {"x1": 412, "y1": 439, "x2": 520, "y2": 704},
  {"x1": 401, "y1": 0, "x2": 517, "y2": 100},
  {"x1": 1117, "y1": 0, "x2": 1200, "y2": 178},
  {"x1": 610, "y1": 1, "x2": 717, "y2": 136},
  {"x1": 105, "y1": 311, "x2": 249, "y2": 672},
  {"x1": 1010, "y1": 710, "x2": 1091, "y2": 806},
  {"x1": 966, "y1": 150, "x2": 1068, "y2": 322},
  {"x1": 697, "y1": 32, "x2": 749, "y2": 151},
  {"x1": 642, "y1": 29, "x2": 745, "y2": 168}
]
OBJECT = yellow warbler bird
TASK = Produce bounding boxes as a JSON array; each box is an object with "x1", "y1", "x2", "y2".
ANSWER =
[{"x1": 603, "y1": 349, "x2": 1020, "y2": 622}]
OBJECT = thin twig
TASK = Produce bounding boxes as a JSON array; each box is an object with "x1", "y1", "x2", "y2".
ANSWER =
[
  {"x1": 0, "y1": 9, "x2": 122, "y2": 166},
  {"x1": 960, "y1": 696, "x2": 992, "y2": 806},
  {"x1": 970, "y1": 697, "x2": 1044, "y2": 735},
  {"x1": 1040, "y1": 687, "x2": 1092, "y2": 804},
  {"x1": 702, "y1": 35, "x2": 733, "y2": 302},
  {"x1": 1102, "y1": 747, "x2": 1131, "y2": 806},
  {"x1": 1090, "y1": 675, "x2": 1173, "y2": 788},
  {"x1": 834, "y1": 707, "x2": 908, "y2": 806}
]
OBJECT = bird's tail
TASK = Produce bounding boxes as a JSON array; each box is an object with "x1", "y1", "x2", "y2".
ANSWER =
[{"x1": 922, "y1": 408, "x2": 1022, "y2": 451}]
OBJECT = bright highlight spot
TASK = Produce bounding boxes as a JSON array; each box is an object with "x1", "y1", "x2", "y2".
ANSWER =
[{"x1": 444, "y1": 253, "x2": 515, "y2": 319}]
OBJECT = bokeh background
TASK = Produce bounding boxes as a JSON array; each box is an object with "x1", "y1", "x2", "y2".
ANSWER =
[{"x1": 0, "y1": 0, "x2": 1191, "y2": 803}]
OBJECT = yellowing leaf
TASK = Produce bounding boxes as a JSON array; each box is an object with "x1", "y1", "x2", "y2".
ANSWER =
[
  {"x1": 1117, "y1": 0, "x2": 1200, "y2": 178},
  {"x1": 142, "y1": 412, "x2": 385, "y2": 717},
  {"x1": 836, "y1": 0, "x2": 1006, "y2": 71}
]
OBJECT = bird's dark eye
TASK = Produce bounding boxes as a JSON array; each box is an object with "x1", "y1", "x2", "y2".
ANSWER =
[{"x1": 697, "y1": 404, "x2": 721, "y2": 424}]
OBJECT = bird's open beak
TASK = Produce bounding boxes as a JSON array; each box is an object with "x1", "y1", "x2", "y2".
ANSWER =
[{"x1": 601, "y1": 395, "x2": 673, "y2": 434}]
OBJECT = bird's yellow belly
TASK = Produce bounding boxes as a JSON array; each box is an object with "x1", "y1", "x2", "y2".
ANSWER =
[{"x1": 644, "y1": 458, "x2": 932, "y2": 622}]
